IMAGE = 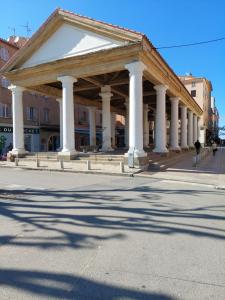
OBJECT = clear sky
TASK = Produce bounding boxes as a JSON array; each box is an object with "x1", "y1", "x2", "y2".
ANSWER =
[{"x1": 0, "y1": 0, "x2": 224, "y2": 130}]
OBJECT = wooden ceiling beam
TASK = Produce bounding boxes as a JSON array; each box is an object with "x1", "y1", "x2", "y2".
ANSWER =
[
  {"x1": 27, "y1": 84, "x2": 125, "y2": 115},
  {"x1": 83, "y1": 77, "x2": 128, "y2": 99}
]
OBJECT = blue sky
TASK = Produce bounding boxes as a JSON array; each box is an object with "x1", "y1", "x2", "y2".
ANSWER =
[{"x1": 1, "y1": 0, "x2": 224, "y2": 130}]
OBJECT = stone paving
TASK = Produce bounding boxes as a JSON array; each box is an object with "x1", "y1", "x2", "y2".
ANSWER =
[{"x1": 140, "y1": 147, "x2": 225, "y2": 189}]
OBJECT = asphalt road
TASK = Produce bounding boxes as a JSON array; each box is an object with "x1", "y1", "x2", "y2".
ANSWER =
[{"x1": 0, "y1": 168, "x2": 225, "y2": 300}]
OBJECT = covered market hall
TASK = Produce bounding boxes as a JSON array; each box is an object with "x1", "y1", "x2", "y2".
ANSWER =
[{"x1": 1, "y1": 8, "x2": 202, "y2": 168}]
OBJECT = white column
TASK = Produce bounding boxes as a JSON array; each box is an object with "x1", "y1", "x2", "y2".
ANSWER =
[
  {"x1": 143, "y1": 104, "x2": 149, "y2": 147},
  {"x1": 111, "y1": 112, "x2": 116, "y2": 148},
  {"x1": 56, "y1": 98, "x2": 63, "y2": 150},
  {"x1": 193, "y1": 114, "x2": 198, "y2": 143},
  {"x1": 169, "y1": 97, "x2": 180, "y2": 151},
  {"x1": 125, "y1": 61, "x2": 146, "y2": 157},
  {"x1": 8, "y1": 85, "x2": 25, "y2": 155},
  {"x1": 153, "y1": 84, "x2": 168, "y2": 153},
  {"x1": 188, "y1": 110, "x2": 194, "y2": 148},
  {"x1": 197, "y1": 117, "x2": 200, "y2": 140},
  {"x1": 88, "y1": 106, "x2": 96, "y2": 146},
  {"x1": 99, "y1": 85, "x2": 113, "y2": 152},
  {"x1": 180, "y1": 105, "x2": 188, "y2": 149},
  {"x1": 124, "y1": 98, "x2": 129, "y2": 148},
  {"x1": 57, "y1": 76, "x2": 76, "y2": 157}
]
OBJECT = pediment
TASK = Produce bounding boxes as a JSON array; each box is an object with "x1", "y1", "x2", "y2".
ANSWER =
[
  {"x1": 1, "y1": 9, "x2": 143, "y2": 73},
  {"x1": 22, "y1": 23, "x2": 125, "y2": 68}
]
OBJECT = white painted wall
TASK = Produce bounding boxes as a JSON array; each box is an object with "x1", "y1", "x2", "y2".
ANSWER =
[{"x1": 22, "y1": 23, "x2": 124, "y2": 68}]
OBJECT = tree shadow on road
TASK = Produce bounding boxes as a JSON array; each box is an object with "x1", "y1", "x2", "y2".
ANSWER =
[
  {"x1": 0, "y1": 268, "x2": 175, "y2": 300},
  {"x1": 0, "y1": 185, "x2": 225, "y2": 251}
]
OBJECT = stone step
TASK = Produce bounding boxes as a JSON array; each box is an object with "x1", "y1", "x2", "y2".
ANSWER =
[
  {"x1": 20, "y1": 158, "x2": 58, "y2": 162},
  {"x1": 77, "y1": 153, "x2": 124, "y2": 161},
  {"x1": 26, "y1": 152, "x2": 58, "y2": 159}
]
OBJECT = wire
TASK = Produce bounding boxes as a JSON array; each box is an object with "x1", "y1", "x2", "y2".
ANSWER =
[{"x1": 154, "y1": 37, "x2": 225, "y2": 49}]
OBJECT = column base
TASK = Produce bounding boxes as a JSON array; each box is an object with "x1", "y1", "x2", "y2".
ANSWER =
[
  {"x1": 181, "y1": 146, "x2": 189, "y2": 151},
  {"x1": 153, "y1": 147, "x2": 168, "y2": 154},
  {"x1": 124, "y1": 149, "x2": 148, "y2": 169},
  {"x1": 169, "y1": 146, "x2": 181, "y2": 152},
  {"x1": 9, "y1": 149, "x2": 27, "y2": 157},
  {"x1": 100, "y1": 146, "x2": 114, "y2": 152},
  {"x1": 58, "y1": 150, "x2": 77, "y2": 161}
]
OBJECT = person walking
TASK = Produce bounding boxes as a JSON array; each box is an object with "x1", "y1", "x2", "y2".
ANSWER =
[
  {"x1": 194, "y1": 140, "x2": 201, "y2": 155},
  {"x1": 212, "y1": 141, "x2": 217, "y2": 156}
]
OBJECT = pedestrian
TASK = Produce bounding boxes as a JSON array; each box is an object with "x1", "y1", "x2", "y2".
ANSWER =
[
  {"x1": 212, "y1": 141, "x2": 217, "y2": 156},
  {"x1": 194, "y1": 140, "x2": 201, "y2": 155}
]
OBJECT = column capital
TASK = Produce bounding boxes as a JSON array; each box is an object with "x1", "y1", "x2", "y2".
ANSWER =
[
  {"x1": 154, "y1": 84, "x2": 168, "y2": 93},
  {"x1": 57, "y1": 75, "x2": 77, "y2": 85},
  {"x1": 180, "y1": 103, "x2": 187, "y2": 108},
  {"x1": 188, "y1": 109, "x2": 193, "y2": 115},
  {"x1": 125, "y1": 61, "x2": 146, "y2": 75},
  {"x1": 8, "y1": 85, "x2": 25, "y2": 93},
  {"x1": 170, "y1": 96, "x2": 180, "y2": 103},
  {"x1": 99, "y1": 85, "x2": 113, "y2": 99},
  {"x1": 56, "y1": 98, "x2": 62, "y2": 103}
]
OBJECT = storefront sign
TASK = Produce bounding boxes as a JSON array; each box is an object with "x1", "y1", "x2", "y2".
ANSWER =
[
  {"x1": 0, "y1": 126, "x2": 12, "y2": 133},
  {"x1": 0, "y1": 126, "x2": 40, "y2": 134}
]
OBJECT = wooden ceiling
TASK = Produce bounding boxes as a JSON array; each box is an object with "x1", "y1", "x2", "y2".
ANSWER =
[
  {"x1": 46, "y1": 70, "x2": 161, "y2": 112},
  {"x1": 45, "y1": 70, "x2": 179, "y2": 120}
]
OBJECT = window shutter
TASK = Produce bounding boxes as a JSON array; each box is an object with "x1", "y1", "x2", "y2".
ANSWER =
[
  {"x1": 34, "y1": 108, "x2": 38, "y2": 121},
  {"x1": 26, "y1": 107, "x2": 30, "y2": 120},
  {"x1": 0, "y1": 103, "x2": 4, "y2": 117}
]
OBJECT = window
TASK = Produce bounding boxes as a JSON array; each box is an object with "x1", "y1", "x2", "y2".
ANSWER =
[
  {"x1": 192, "y1": 81, "x2": 196, "y2": 88},
  {"x1": 26, "y1": 107, "x2": 38, "y2": 121},
  {"x1": 0, "y1": 103, "x2": 12, "y2": 118},
  {"x1": 191, "y1": 90, "x2": 196, "y2": 97},
  {"x1": 0, "y1": 47, "x2": 9, "y2": 61},
  {"x1": 82, "y1": 111, "x2": 87, "y2": 122},
  {"x1": 79, "y1": 109, "x2": 88, "y2": 123},
  {"x1": 43, "y1": 108, "x2": 50, "y2": 123}
]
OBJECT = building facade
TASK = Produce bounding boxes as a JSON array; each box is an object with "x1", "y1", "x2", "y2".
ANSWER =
[
  {"x1": 179, "y1": 74, "x2": 214, "y2": 145},
  {"x1": 210, "y1": 96, "x2": 220, "y2": 140},
  {"x1": 0, "y1": 36, "x2": 61, "y2": 154}
]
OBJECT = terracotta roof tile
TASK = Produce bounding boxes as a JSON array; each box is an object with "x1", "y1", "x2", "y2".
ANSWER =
[{"x1": 0, "y1": 37, "x2": 19, "y2": 49}]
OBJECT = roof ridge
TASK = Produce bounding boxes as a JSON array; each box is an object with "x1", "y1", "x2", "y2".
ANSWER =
[{"x1": 59, "y1": 8, "x2": 145, "y2": 38}]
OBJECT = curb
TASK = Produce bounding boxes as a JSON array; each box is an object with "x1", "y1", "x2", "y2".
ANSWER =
[{"x1": 0, "y1": 164, "x2": 138, "y2": 178}]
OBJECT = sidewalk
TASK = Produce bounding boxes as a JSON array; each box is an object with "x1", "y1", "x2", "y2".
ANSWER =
[{"x1": 138, "y1": 147, "x2": 225, "y2": 189}]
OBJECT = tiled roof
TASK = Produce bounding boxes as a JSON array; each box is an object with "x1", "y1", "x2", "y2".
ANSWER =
[{"x1": 0, "y1": 37, "x2": 19, "y2": 49}]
